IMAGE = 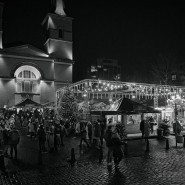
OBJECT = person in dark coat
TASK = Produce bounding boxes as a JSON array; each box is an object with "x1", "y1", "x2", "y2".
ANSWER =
[
  {"x1": 94, "y1": 121, "x2": 101, "y2": 148},
  {"x1": 79, "y1": 124, "x2": 90, "y2": 148},
  {"x1": 37, "y1": 125, "x2": 46, "y2": 152},
  {"x1": 100, "y1": 120, "x2": 106, "y2": 146},
  {"x1": 9, "y1": 126, "x2": 20, "y2": 159},
  {"x1": 140, "y1": 119, "x2": 145, "y2": 138},
  {"x1": 60, "y1": 120, "x2": 65, "y2": 146},
  {"x1": 104, "y1": 125, "x2": 113, "y2": 166},
  {"x1": 111, "y1": 131, "x2": 123, "y2": 168},
  {"x1": 87, "y1": 121, "x2": 93, "y2": 144},
  {"x1": 2, "y1": 126, "x2": 10, "y2": 157}
]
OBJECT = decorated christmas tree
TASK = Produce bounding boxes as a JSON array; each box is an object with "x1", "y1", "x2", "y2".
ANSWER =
[{"x1": 58, "y1": 86, "x2": 78, "y2": 126}]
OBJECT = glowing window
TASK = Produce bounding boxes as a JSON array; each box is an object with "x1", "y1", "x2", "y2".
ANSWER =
[
  {"x1": 18, "y1": 70, "x2": 36, "y2": 79},
  {"x1": 15, "y1": 65, "x2": 41, "y2": 93}
]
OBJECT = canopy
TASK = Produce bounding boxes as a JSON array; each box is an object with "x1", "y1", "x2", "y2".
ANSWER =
[
  {"x1": 117, "y1": 98, "x2": 161, "y2": 113},
  {"x1": 91, "y1": 98, "x2": 161, "y2": 115},
  {"x1": 14, "y1": 98, "x2": 41, "y2": 107}
]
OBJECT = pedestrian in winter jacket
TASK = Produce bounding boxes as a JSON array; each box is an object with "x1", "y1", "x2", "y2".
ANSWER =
[
  {"x1": 140, "y1": 119, "x2": 145, "y2": 138},
  {"x1": 111, "y1": 131, "x2": 123, "y2": 168},
  {"x1": 104, "y1": 125, "x2": 113, "y2": 166},
  {"x1": 144, "y1": 120, "x2": 150, "y2": 137},
  {"x1": 79, "y1": 124, "x2": 90, "y2": 148},
  {"x1": 2, "y1": 126, "x2": 10, "y2": 156},
  {"x1": 87, "y1": 121, "x2": 93, "y2": 144},
  {"x1": 100, "y1": 120, "x2": 106, "y2": 146},
  {"x1": 94, "y1": 121, "x2": 101, "y2": 148},
  {"x1": 37, "y1": 125, "x2": 46, "y2": 152},
  {"x1": 9, "y1": 126, "x2": 20, "y2": 159}
]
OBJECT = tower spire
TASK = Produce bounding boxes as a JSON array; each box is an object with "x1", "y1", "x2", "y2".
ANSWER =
[{"x1": 54, "y1": 0, "x2": 66, "y2": 16}]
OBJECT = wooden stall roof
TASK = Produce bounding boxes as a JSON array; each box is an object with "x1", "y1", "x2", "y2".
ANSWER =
[
  {"x1": 14, "y1": 98, "x2": 41, "y2": 107},
  {"x1": 90, "y1": 98, "x2": 161, "y2": 115}
]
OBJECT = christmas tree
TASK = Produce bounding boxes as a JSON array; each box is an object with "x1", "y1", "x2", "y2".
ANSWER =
[{"x1": 58, "y1": 86, "x2": 78, "y2": 125}]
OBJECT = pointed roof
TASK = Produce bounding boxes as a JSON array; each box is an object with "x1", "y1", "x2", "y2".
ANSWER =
[
  {"x1": 2, "y1": 44, "x2": 49, "y2": 58},
  {"x1": 15, "y1": 98, "x2": 41, "y2": 107}
]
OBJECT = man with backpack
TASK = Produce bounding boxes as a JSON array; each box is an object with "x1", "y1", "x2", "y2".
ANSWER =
[{"x1": 9, "y1": 125, "x2": 20, "y2": 160}]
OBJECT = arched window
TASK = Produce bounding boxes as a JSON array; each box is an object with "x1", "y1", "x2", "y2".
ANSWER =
[
  {"x1": 14, "y1": 65, "x2": 41, "y2": 93},
  {"x1": 17, "y1": 70, "x2": 36, "y2": 79}
]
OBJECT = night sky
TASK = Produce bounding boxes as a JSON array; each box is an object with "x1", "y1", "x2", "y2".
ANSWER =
[{"x1": 1, "y1": 0, "x2": 185, "y2": 83}]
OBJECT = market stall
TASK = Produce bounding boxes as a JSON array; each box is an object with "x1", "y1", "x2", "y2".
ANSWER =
[{"x1": 91, "y1": 98, "x2": 161, "y2": 134}]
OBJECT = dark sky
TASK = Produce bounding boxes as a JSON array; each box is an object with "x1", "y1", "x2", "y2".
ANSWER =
[{"x1": 1, "y1": 0, "x2": 185, "y2": 83}]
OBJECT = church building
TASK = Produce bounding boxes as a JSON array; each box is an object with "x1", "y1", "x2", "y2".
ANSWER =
[{"x1": 0, "y1": 0, "x2": 73, "y2": 107}]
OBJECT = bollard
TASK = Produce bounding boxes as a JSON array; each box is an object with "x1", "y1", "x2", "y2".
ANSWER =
[
  {"x1": 99, "y1": 146, "x2": 103, "y2": 163},
  {"x1": 145, "y1": 139, "x2": 149, "y2": 152},
  {"x1": 0, "y1": 154, "x2": 6, "y2": 173},
  {"x1": 166, "y1": 138, "x2": 169, "y2": 150},
  {"x1": 124, "y1": 142, "x2": 128, "y2": 156},
  {"x1": 38, "y1": 151, "x2": 42, "y2": 165},
  {"x1": 70, "y1": 148, "x2": 76, "y2": 166}
]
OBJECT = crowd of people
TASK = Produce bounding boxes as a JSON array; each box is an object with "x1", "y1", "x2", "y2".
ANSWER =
[
  {"x1": 75, "y1": 119, "x2": 126, "y2": 168},
  {"x1": 0, "y1": 108, "x2": 68, "y2": 157},
  {"x1": 0, "y1": 111, "x2": 20, "y2": 160},
  {"x1": 0, "y1": 108, "x2": 128, "y2": 168}
]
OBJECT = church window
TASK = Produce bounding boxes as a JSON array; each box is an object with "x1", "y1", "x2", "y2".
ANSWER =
[{"x1": 15, "y1": 65, "x2": 41, "y2": 94}]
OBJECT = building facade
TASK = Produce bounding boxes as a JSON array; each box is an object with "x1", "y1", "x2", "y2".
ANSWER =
[
  {"x1": 87, "y1": 58, "x2": 121, "y2": 81},
  {"x1": 0, "y1": 0, "x2": 73, "y2": 107}
]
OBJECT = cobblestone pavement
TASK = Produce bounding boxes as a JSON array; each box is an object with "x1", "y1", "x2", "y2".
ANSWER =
[{"x1": 1, "y1": 131, "x2": 185, "y2": 185}]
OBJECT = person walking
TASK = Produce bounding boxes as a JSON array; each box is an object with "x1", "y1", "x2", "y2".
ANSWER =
[
  {"x1": 104, "y1": 125, "x2": 113, "y2": 166},
  {"x1": 111, "y1": 130, "x2": 123, "y2": 169},
  {"x1": 100, "y1": 120, "x2": 106, "y2": 147},
  {"x1": 49, "y1": 123, "x2": 55, "y2": 152},
  {"x1": 79, "y1": 123, "x2": 90, "y2": 148},
  {"x1": 140, "y1": 118, "x2": 145, "y2": 138},
  {"x1": 144, "y1": 119, "x2": 150, "y2": 142},
  {"x1": 33, "y1": 118, "x2": 39, "y2": 138},
  {"x1": 54, "y1": 123, "x2": 61, "y2": 151},
  {"x1": 87, "y1": 121, "x2": 93, "y2": 144},
  {"x1": 28, "y1": 119, "x2": 34, "y2": 140},
  {"x1": 60, "y1": 120, "x2": 65, "y2": 146},
  {"x1": 94, "y1": 121, "x2": 101, "y2": 149},
  {"x1": 9, "y1": 126, "x2": 20, "y2": 160},
  {"x1": 2, "y1": 126, "x2": 10, "y2": 157},
  {"x1": 149, "y1": 116, "x2": 154, "y2": 134},
  {"x1": 37, "y1": 125, "x2": 46, "y2": 153}
]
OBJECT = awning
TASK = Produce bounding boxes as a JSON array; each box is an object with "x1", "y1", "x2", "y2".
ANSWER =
[
  {"x1": 14, "y1": 98, "x2": 41, "y2": 107},
  {"x1": 90, "y1": 98, "x2": 161, "y2": 115},
  {"x1": 117, "y1": 98, "x2": 161, "y2": 113}
]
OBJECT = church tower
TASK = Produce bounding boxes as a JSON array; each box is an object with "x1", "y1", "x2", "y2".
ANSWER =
[{"x1": 42, "y1": 0, "x2": 73, "y2": 61}]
